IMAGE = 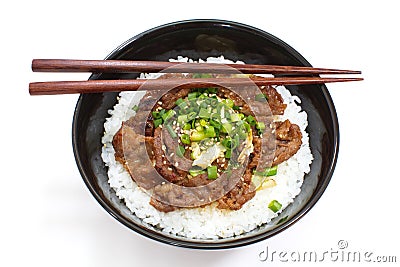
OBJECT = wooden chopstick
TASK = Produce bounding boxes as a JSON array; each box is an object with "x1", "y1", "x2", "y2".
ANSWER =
[
  {"x1": 32, "y1": 59, "x2": 361, "y2": 75},
  {"x1": 29, "y1": 77, "x2": 363, "y2": 95}
]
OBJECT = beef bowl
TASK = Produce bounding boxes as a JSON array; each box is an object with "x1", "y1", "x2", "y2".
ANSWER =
[{"x1": 72, "y1": 19, "x2": 339, "y2": 249}]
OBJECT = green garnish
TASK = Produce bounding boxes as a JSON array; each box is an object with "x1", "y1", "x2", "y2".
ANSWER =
[
  {"x1": 162, "y1": 109, "x2": 175, "y2": 121},
  {"x1": 190, "y1": 131, "x2": 205, "y2": 141},
  {"x1": 187, "y1": 111, "x2": 197, "y2": 121},
  {"x1": 188, "y1": 92, "x2": 198, "y2": 100},
  {"x1": 255, "y1": 93, "x2": 268, "y2": 102},
  {"x1": 153, "y1": 118, "x2": 163, "y2": 128},
  {"x1": 222, "y1": 98, "x2": 234, "y2": 108},
  {"x1": 189, "y1": 167, "x2": 205, "y2": 177},
  {"x1": 221, "y1": 122, "x2": 233, "y2": 134},
  {"x1": 152, "y1": 111, "x2": 161, "y2": 119},
  {"x1": 166, "y1": 124, "x2": 177, "y2": 138},
  {"x1": 198, "y1": 108, "x2": 211, "y2": 119},
  {"x1": 204, "y1": 126, "x2": 216, "y2": 138},
  {"x1": 175, "y1": 98, "x2": 184, "y2": 106},
  {"x1": 230, "y1": 113, "x2": 241, "y2": 122},
  {"x1": 177, "y1": 114, "x2": 188, "y2": 124},
  {"x1": 225, "y1": 149, "x2": 231, "y2": 159},
  {"x1": 132, "y1": 105, "x2": 139, "y2": 112},
  {"x1": 176, "y1": 145, "x2": 185, "y2": 158},
  {"x1": 254, "y1": 166, "x2": 278, "y2": 177},
  {"x1": 246, "y1": 115, "x2": 256, "y2": 126},
  {"x1": 180, "y1": 134, "x2": 191, "y2": 145},
  {"x1": 207, "y1": 165, "x2": 218, "y2": 180},
  {"x1": 268, "y1": 200, "x2": 282, "y2": 213},
  {"x1": 210, "y1": 119, "x2": 222, "y2": 130},
  {"x1": 182, "y1": 123, "x2": 191, "y2": 130},
  {"x1": 221, "y1": 137, "x2": 232, "y2": 149}
]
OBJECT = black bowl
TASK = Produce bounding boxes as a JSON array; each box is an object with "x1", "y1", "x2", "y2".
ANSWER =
[{"x1": 72, "y1": 19, "x2": 339, "y2": 249}]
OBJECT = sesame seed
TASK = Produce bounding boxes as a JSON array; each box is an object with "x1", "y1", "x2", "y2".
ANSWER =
[
  {"x1": 162, "y1": 145, "x2": 166, "y2": 151},
  {"x1": 167, "y1": 167, "x2": 173, "y2": 171},
  {"x1": 163, "y1": 160, "x2": 167, "y2": 164},
  {"x1": 174, "y1": 162, "x2": 179, "y2": 167},
  {"x1": 170, "y1": 153, "x2": 174, "y2": 157},
  {"x1": 157, "y1": 101, "x2": 163, "y2": 105}
]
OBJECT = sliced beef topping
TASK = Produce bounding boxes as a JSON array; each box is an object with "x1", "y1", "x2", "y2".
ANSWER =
[
  {"x1": 153, "y1": 127, "x2": 185, "y2": 184},
  {"x1": 261, "y1": 86, "x2": 286, "y2": 115},
  {"x1": 217, "y1": 85, "x2": 286, "y2": 116},
  {"x1": 112, "y1": 76, "x2": 303, "y2": 213},
  {"x1": 112, "y1": 124, "x2": 160, "y2": 189},
  {"x1": 217, "y1": 169, "x2": 256, "y2": 210},
  {"x1": 273, "y1": 119, "x2": 302, "y2": 166}
]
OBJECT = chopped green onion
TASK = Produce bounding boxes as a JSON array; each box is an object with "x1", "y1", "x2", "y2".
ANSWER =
[
  {"x1": 268, "y1": 200, "x2": 282, "y2": 213},
  {"x1": 189, "y1": 167, "x2": 205, "y2": 177},
  {"x1": 182, "y1": 123, "x2": 191, "y2": 130},
  {"x1": 132, "y1": 105, "x2": 139, "y2": 112},
  {"x1": 177, "y1": 114, "x2": 188, "y2": 124},
  {"x1": 199, "y1": 119, "x2": 208, "y2": 126},
  {"x1": 254, "y1": 166, "x2": 278, "y2": 177},
  {"x1": 152, "y1": 111, "x2": 161, "y2": 119},
  {"x1": 153, "y1": 118, "x2": 163, "y2": 128},
  {"x1": 232, "y1": 105, "x2": 240, "y2": 110},
  {"x1": 162, "y1": 110, "x2": 175, "y2": 121},
  {"x1": 221, "y1": 122, "x2": 233, "y2": 134},
  {"x1": 204, "y1": 126, "x2": 216, "y2": 138},
  {"x1": 222, "y1": 99, "x2": 234, "y2": 108},
  {"x1": 210, "y1": 113, "x2": 221, "y2": 122},
  {"x1": 159, "y1": 109, "x2": 166, "y2": 118},
  {"x1": 207, "y1": 165, "x2": 218, "y2": 180},
  {"x1": 165, "y1": 124, "x2": 177, "y2": 138},
  {"x1": 207, "y1": 87, "x2": 218, "y2": 94},
  {"x1": 230, "y1": 113, "x2": 241, "y2": 122},
  {"x1": 198, "y1": 108, "x2": 211, "y2": 119},
  {"x1": 255, "y1": 93, "x2": 268, "y2": 102},
  {"x1": 225, "y1": 149, "x2": 231, "y2": 159},
  {"x1": 176, "y1": 145, "x2": 185, "y2": 158},
  {"x1": 175, "y1": 98, "x2": 184, "y2": 106},
  {"x1": 246, "y1": 115, "x2": 256, "y2": 126},
  {"x1": 221, "y1": 137, "x2": 232, "y2": 149},
  {"x1": 188, "y1": 92, "x2": 198, "y2": 100},
  {"x1": 210, "y1": 119, "x2": 222, "y2": 130},
  {"x1": 256, "y1": 121, "x2": 266, "y2": 131},
  {"x1": 196, "y1": 125, "x2": 203, "y2": 132},
  {"x1": 232, "y1": 134, "x2": 240, "y2": 149},
  {"x1": 177, "y1": 101, "x2": 187, "y2": 110},
  {"x1": 190, "y1": 131, "x2": 205, "y2": 141},
  {"x1": 180, "y1": 134, "x2": 191, "y2": 145},
  {"x1": 210, "y1": 98, "x2": 218, "y2": 106},
  {"x1": 187, "y1": 111, "x2": 197, "y2": 121}
]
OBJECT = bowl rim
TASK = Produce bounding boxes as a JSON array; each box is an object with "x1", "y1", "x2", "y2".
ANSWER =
[{"x1": 72, "y1": 19, "x2": 339, "y2": 249}]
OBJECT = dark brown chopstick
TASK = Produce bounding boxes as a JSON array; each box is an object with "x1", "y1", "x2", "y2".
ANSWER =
[
  {"x1": 32, "y1": 59, "x2": 361, "y2": 75},
  {"x1": 29, "y1": 77, "x2": 363, "y2": 96}
]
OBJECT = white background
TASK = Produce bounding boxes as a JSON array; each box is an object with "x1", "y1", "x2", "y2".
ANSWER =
[{"x1": 1, "y1": 1, "x2": 399, "y2": 266}]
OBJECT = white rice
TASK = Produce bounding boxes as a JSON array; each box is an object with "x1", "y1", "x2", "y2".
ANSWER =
[{"x1": 101, "y1": 56, "x2": 313, "y2": 239}]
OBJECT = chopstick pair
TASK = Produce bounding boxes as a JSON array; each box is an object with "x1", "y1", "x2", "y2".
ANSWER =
[{"x1": 29, "y1": 59, "x2": 363, "y2": 95}]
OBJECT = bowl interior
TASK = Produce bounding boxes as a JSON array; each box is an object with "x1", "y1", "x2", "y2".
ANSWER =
[{"x1": 73, "y1": 20, "x2": 338, "y2": 249}]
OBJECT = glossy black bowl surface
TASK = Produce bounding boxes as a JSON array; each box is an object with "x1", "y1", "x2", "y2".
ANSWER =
[{"x1": 72, "y1": 19, "x2": 339, "y2": 249}]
